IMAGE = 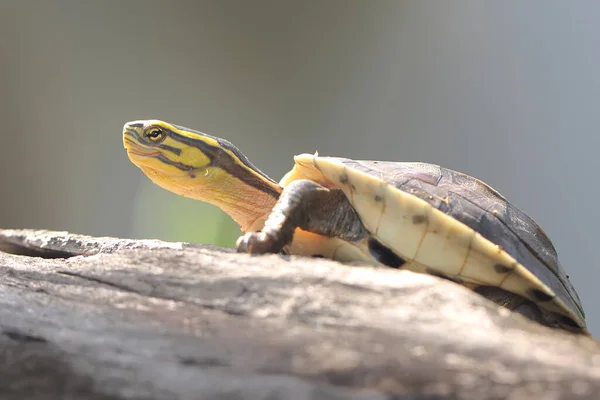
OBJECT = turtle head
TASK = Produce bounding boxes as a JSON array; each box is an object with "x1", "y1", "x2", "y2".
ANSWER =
[{"x1": 123, "y1": 119, "x2": 281, "y2": 231}]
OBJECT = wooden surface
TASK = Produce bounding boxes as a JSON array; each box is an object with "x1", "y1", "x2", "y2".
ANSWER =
[{"x1": 0, "y1": 229, "x2": 599, "y2": 400}]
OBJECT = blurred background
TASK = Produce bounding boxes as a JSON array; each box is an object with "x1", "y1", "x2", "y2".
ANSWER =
[{"x1": 1, "y1": 1, "x2": 599, "y2": 334}]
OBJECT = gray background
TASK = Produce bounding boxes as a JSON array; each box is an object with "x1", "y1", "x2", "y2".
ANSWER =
[{"x1": 1, "y1": 1, "x2": 599, "y2": 335}]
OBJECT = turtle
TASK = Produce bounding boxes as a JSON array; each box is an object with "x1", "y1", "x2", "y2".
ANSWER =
[{"x1": 122, "y1": 119, "x2": 586, "y2": 333}]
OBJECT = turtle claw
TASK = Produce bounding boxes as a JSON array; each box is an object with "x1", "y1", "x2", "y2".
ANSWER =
[{"x1": 236, "y1": 232, "x2": 283, "y2": 254}]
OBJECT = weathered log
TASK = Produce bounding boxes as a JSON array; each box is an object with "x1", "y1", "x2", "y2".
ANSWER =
[{"x1": 0, "y1": 229, "x2": 599, "y2": 400}]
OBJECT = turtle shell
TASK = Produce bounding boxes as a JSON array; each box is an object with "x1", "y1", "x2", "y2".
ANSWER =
[{"x1": 284, "y1": 154, "x2": 585, "y2": 331}]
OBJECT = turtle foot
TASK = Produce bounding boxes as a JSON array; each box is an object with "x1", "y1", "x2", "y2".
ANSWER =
[{"x1": 236, "y1": 232, "x2": 284, "y2": 254}]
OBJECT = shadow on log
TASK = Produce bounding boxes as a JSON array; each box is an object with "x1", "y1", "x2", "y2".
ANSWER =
[{"x1": 0, "y1": 229, "x2": 599, "y2": 400}]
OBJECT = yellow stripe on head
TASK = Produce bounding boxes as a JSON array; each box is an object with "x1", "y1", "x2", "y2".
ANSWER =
[{"x1": 123, "y1": 119, "x2": 282, "y2": 232}]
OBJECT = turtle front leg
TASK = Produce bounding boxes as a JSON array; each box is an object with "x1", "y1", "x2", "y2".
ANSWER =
[{"x1": 236, "y1": 179, "x2": 367, "y2": 254}]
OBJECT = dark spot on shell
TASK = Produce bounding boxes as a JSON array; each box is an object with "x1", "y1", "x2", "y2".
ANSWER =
[
  {"x1": 374, "y1": 195, "x2": 383, "y2": 202},
  {"x1": 312, "y1": 254, "x2": 326, "y2": 258},
  {"x1": 559, "y1": 315, "x2": 581, "y2": 330},
  {"x1": 350, "y1": 184, "x2": 356, "y2": 191},
  {"x1": 493, "y1": 263, "x2": 512, "y2": 274},
  {"x1": 425, "y1": 268, "x2": 464, "y2": 284},
  {"x1": 368, "y1": 238, "x2": 405, "y2": 269},
  {"x1": 528, "y1": 289, "x2": 554, "y2": 302},
  {"x1": 339, "y1": 173, "x2": 349, "y2": 184},
  {"x1": 412, "y1": 215, "x2": 427, "y2": 224},
  {"x1": 189, "y1": 172, "x2": 196, "y2": 178}
]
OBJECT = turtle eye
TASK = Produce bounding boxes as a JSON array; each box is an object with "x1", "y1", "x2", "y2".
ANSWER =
[{"x1": 145, "y1": 128, "x2": 166, "y2": 143}]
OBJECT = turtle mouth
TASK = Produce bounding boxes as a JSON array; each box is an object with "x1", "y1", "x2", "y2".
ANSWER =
[
  {"x1": 128, "y1": 149, "x2": 161, "y2": 158},
  {"x1": 124, "y1": 138, "x2": 161, "y2": 159}
]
